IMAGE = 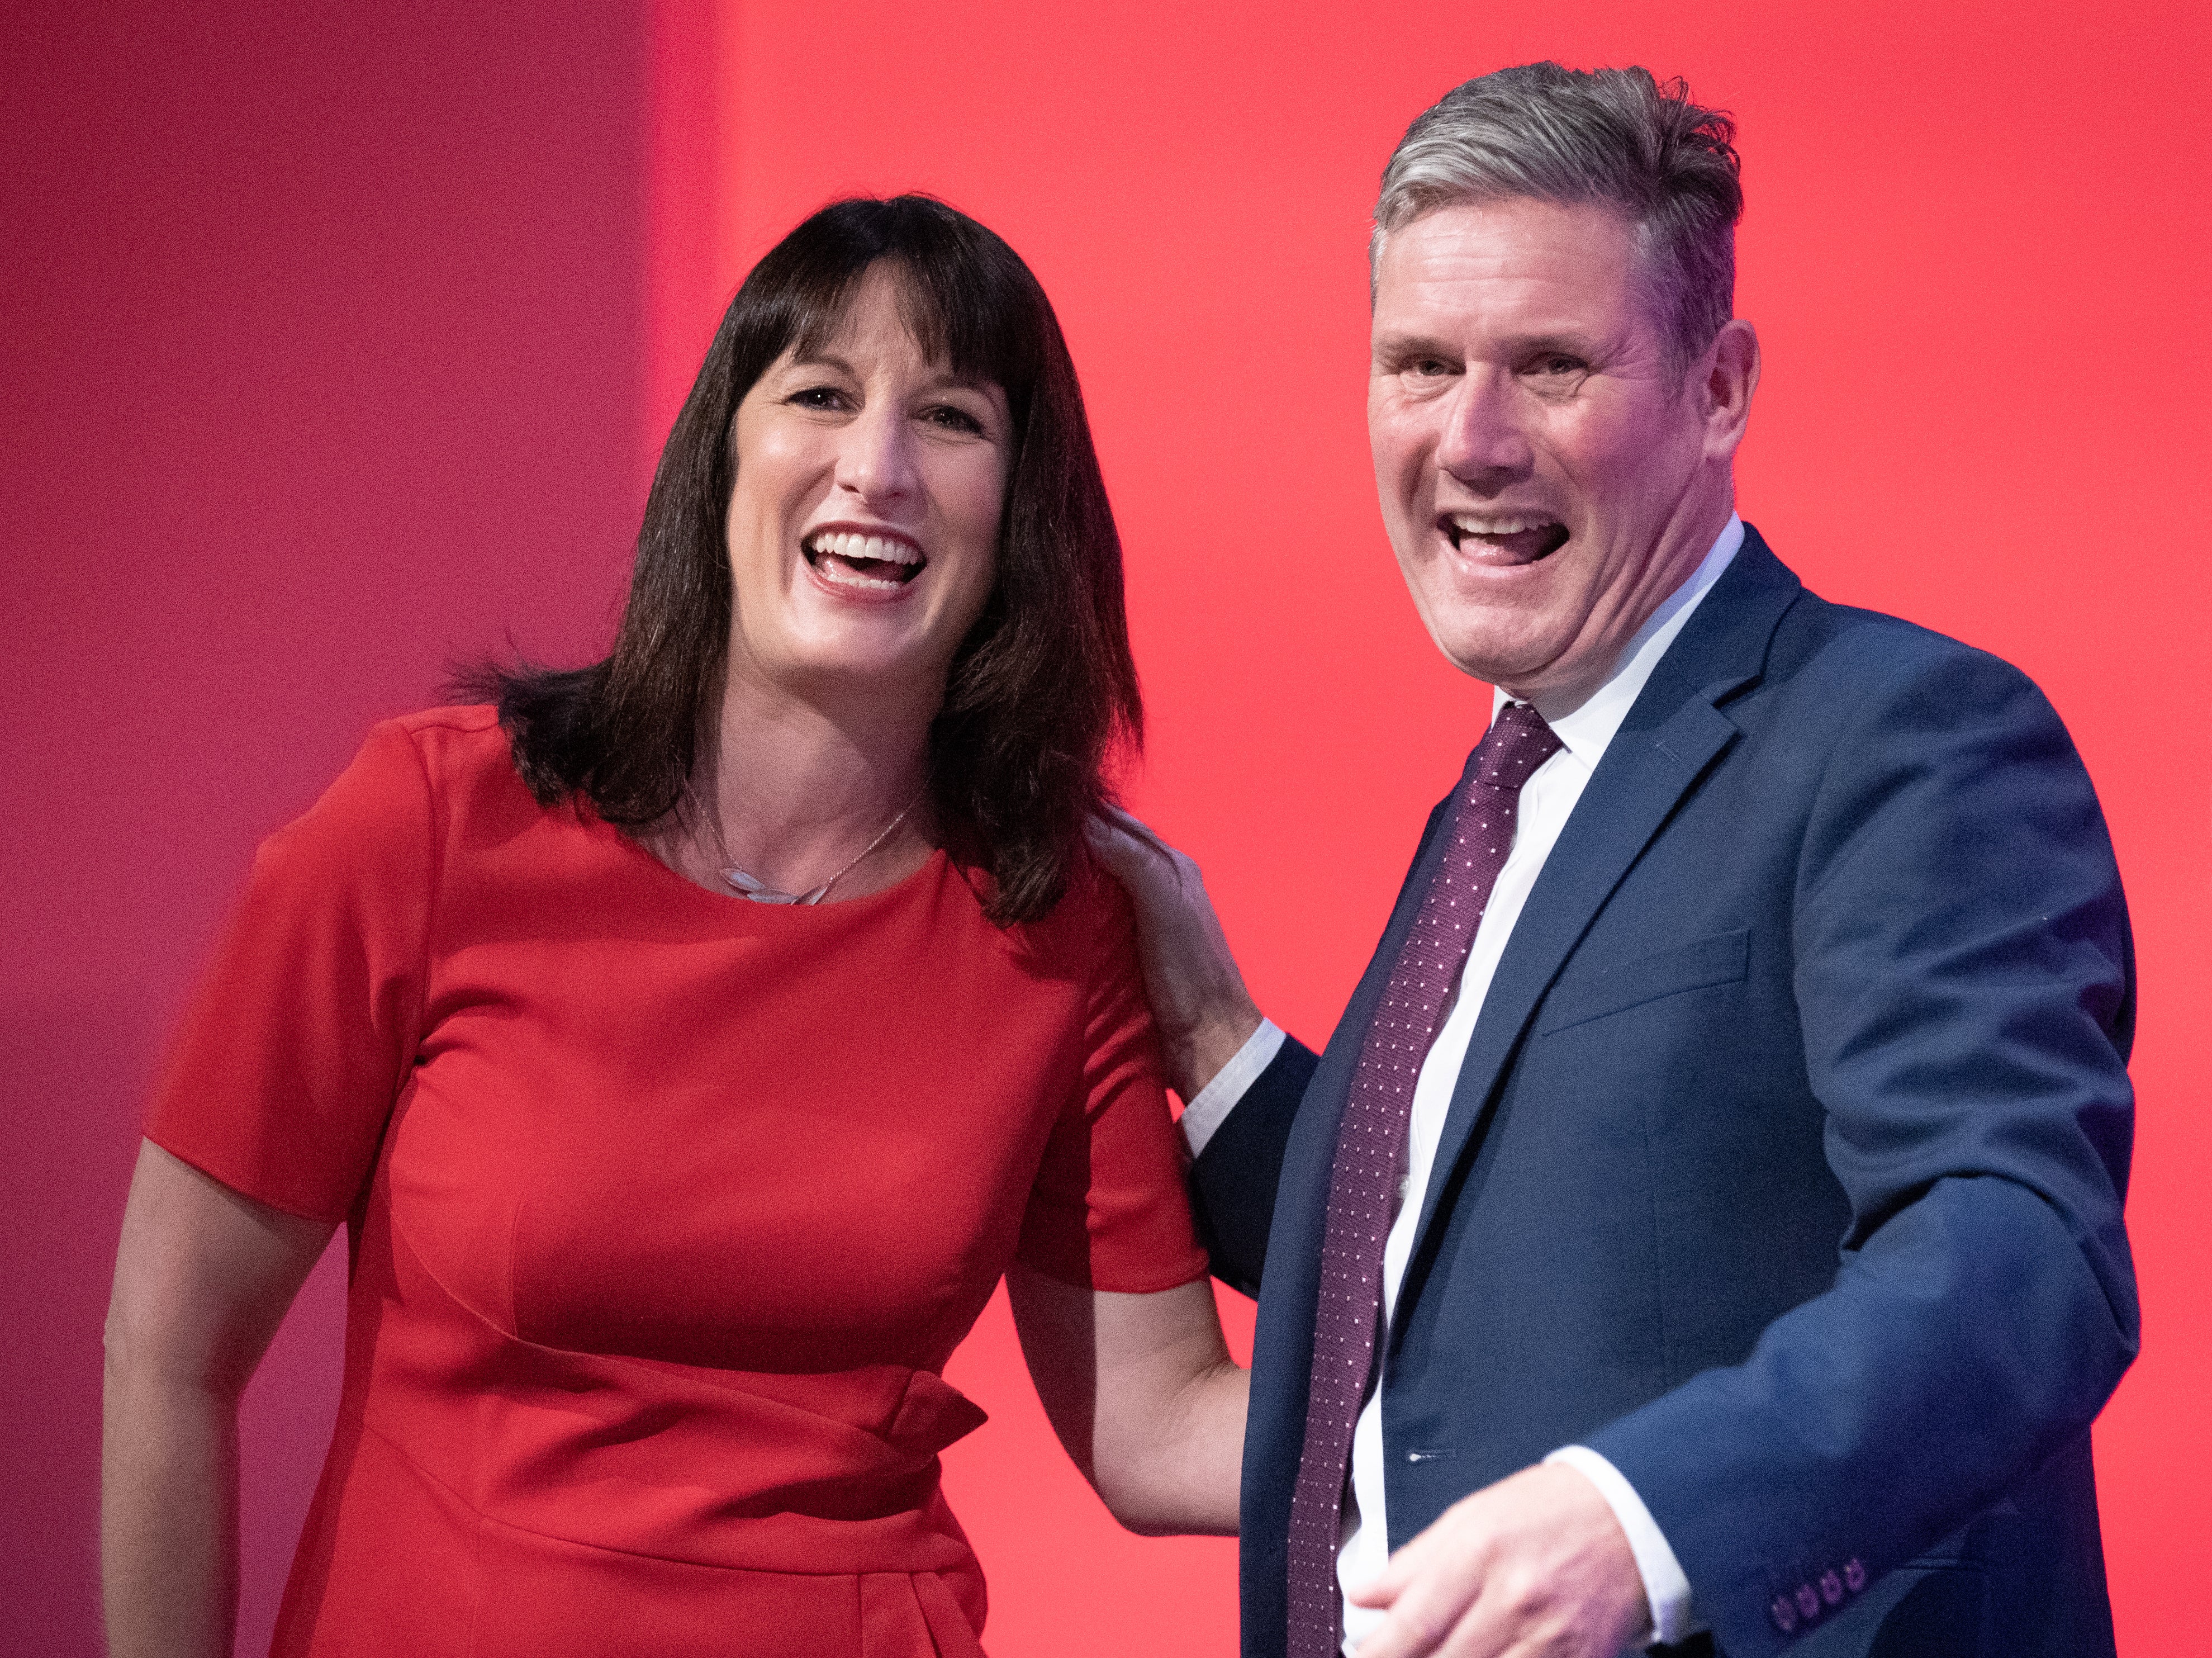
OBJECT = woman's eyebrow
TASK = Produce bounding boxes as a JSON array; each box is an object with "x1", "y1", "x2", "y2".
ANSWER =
[{"x1": 784, "y1": 349, "x2": 990, "y2": 394}]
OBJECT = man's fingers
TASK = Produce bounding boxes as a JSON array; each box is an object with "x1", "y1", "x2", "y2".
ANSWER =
[
  {"x1": 1346, "y1": 1539, "x2": 1422, "y2": 1608},
  {"x1": 1094, "y1": 804, "x2": 1176, "y2": 861},
  {"x1": 1086, "y1": 807, "x2": 1202, "y2": 898},
  {"x1": 1095, "y1": 801, "x2": 1150, "y2": 835},
  {"x1": 1350, "y1": 1464, "x2": 1651, "y2": 1658},
  {"x1": 1351, "y1": 1575, "x2": 1483, "y2": 1658},
  {"x1": 1349, "y1": 1533, "x2": 1488, "y2": 1658},
  {"x1": 1083, "y1": 807, "x2": 1148, "y2": 862}
]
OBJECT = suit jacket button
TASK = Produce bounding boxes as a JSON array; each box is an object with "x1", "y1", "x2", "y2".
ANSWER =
[
  {"x1": 1770, "y1": 1594, "x2": 1798, "y2": 1633},
  {"x1": 1820, "y1": 1569, "x2": 1843, "y2": 1605},
  {"x1": 1844, "y1": 1557, "x2": 1867, "y2": 1593},
  {"x1": 1796, "y1": 1583, "x2": 1822, "y2": 1620}
]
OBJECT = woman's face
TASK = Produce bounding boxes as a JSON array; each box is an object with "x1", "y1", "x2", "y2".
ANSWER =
[{"x1": 724, "y1": 264, "x2": 1012, "y2": 709}]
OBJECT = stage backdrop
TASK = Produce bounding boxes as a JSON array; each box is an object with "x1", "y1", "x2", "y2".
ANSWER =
[{"x1": 6, "y1": 1, "x2": 2205, "y2": 1653}]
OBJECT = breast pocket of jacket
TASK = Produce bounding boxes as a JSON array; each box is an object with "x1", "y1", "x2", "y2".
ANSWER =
[{"x1": 1534, "y1": 928, "x2": 1750, "y2": 1037}]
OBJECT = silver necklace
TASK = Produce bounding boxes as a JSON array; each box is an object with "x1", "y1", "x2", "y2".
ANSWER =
[{"x1": 706, "y1": 788, "x2": 923, "y2": 906}]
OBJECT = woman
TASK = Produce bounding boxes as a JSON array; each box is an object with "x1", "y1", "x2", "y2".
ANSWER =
[{"x1": 102, "y1": 196, "x2": 1243, "y2": 1658}]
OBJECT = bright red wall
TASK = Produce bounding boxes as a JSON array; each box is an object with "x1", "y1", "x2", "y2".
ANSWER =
[
  {"x1": 669, "y1": 1, "x2": 2210, "y2": 1652},
  {"x1": 10, "y1": 2, "x2": 2206, "y2": 1654},
  {"x1": 3, "y1": 5, "x2": 647, "y2": 1651}
]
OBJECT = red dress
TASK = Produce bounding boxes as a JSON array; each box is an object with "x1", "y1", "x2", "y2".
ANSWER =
[{"x1": 146, "y1": 708, "x2": 1207, "y2": 1657}]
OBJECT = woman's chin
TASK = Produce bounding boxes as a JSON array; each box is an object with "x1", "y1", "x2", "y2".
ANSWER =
[{"x1": 736, "y1": 631, "x2": 948, "y2": 710}]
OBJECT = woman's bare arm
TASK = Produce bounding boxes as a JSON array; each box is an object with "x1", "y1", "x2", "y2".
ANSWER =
[
  {"x1": 103, "y1": 1140, "x2": 335, "y2": 1658},
  {"x1": 1006, "y1": 1264, "x2": 1246, "y2": 1536}
]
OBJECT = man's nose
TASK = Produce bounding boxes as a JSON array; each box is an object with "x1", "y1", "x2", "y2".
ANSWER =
[
  {"x1": 1437, "y1": 370, "x2": 1533, "y2": 485},
  {"x1": 834, "y1": 402, "x2": 920, "y2": 506}
]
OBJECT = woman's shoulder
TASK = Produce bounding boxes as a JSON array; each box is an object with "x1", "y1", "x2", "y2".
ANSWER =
[
  {"x1": 377, "y1": 702, "x2": 512, "y2": 779},
  {"x1": 989, "y1": 846, "x2": 1140, "y2": 985},
  {"x1": 260, "y1": 705, "x2": 529, "y2": 875},
  {"x1": 349, "y1": 704, "x2": 540, "y2": 813}
]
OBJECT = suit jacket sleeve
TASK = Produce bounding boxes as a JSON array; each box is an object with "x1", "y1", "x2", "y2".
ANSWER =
[
  {"x1": 1189, "y1": 1035, "x2": 1319, "y2": 1296},
  {"x1": 1582, "y1": 642, "x2": 2138, "y2": 1656}
]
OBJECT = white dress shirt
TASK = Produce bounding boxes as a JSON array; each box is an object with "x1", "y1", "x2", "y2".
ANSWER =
[{"x1": 1181, "y1": 516, "x2": 1743, "y2": 1654}]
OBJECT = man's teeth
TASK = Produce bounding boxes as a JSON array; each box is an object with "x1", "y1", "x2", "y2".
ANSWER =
[{"x1": 1450, "y1": 515, "x2": 1558, "y2": 537}]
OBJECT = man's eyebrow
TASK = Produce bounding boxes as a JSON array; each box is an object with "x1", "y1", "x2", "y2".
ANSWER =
[
  {"x1": 1371, "y1": 330, "x2": 1460, "y2": 361},
  {"x1": 1506, "y1": 330, "x2": 1601, "y2": 357},
  {"x1": 1372, "y1": 328, "x2": 1606, "y2": 362}
]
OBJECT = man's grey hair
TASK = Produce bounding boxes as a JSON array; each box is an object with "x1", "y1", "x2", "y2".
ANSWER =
[{"x1": 1374, "y1": 63, "x2": 1743, "y2": 377}]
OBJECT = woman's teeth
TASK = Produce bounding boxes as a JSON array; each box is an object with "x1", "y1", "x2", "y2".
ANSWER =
[{"x1": 805, "y1": 530, "x2": 924, "y2": 590}]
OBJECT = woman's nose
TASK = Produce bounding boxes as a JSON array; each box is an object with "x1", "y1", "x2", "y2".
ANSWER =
[{"x1": 833, "y1": 404, "x2": 921, "y2": 506}]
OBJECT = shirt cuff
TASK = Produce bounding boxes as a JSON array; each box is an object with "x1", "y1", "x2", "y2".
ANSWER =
[
  {"x1": 1544, "y1": 1444, "x2": 1695, "y2": 1648},
  {"x1": 1178, "y1": 1019, "x2": 1285, "y2": 1158}
]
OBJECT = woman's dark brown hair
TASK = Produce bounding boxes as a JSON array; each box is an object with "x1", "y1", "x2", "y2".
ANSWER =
[{"x1": 474, "y1": 195, "x2": 1140, "y2": 923}]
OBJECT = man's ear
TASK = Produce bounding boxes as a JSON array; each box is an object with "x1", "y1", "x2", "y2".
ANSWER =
[{"x1": 1700, "y1": 318, "x2": 1760, "y2": 461}]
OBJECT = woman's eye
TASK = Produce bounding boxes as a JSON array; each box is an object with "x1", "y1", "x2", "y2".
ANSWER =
[
  {"x1": 925, "y1": 405, "x2": 986, "y2": 435},
  {"x1": 790, "y1": 386, "x2": 847, "y2": 410}
]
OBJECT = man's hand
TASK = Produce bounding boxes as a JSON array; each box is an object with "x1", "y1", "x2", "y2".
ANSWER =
[
  {"x1": 1086, "y1": 807, "x2": 1264, "y2": 1102},
  {"x1": 1349, "y1": 1463, "x2": 1652, "y2": 1658}
]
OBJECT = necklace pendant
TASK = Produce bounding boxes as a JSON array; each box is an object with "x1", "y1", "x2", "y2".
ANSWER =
[
  {"x1": 708, "y1": 789, "x2": 919, "y2": 908},
  {"x1": 721, "y1": 868, "x2": 828, "y2": 906}
]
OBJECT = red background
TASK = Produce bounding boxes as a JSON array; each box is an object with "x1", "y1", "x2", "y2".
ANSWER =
[{"x1": 6, "y1": 2, "x2": 2205, "y2": 1653}]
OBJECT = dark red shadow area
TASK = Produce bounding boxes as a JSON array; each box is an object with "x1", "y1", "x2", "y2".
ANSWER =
[{"x1": 2, "y1": 6, "x2": 645, "y2": 1650}]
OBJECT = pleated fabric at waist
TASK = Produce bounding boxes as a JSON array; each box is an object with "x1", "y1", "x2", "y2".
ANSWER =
[{"x1": 357, "y1": 1299, "x2": 990, "y2": 1577}]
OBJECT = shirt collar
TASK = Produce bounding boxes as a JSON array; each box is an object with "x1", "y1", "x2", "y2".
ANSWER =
[{"x1": 1492, "y1": 513, "x2": 1743, "y2": 771}]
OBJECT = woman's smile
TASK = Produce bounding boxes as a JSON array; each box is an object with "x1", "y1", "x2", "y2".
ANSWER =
[{"x1": 801, "y1": 523, "x2": 928, "y2": 598}]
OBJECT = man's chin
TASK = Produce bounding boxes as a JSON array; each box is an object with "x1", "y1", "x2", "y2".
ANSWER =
[
  {"x1": 1427, "y1": 623, "x2": 1565, "y2": 694},
  {"x1": 1410, "y1": 567, "x2": 1575, "y2": 674}
]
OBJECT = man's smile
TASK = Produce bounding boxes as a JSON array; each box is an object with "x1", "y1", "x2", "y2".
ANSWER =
[{"x1": 1440, "y1": 511, "x2": 1571, "y2": 563}]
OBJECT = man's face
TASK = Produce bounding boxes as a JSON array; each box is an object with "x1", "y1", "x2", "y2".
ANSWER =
[{"x1": 1368, "y1": 197, "x2": 1751, "y2": 709}]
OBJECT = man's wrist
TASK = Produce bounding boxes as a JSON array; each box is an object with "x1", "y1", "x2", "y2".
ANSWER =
[
  {"x1": 1179, "y1": 1017, "x2": 1283, "y2": 1157},
  {"x1": 1174, "y1": 998, "x2": 1265, "y2": 1102},
  {"x1": 1543, "y1": 1446, "x2": 1694, "y2": 1647}
]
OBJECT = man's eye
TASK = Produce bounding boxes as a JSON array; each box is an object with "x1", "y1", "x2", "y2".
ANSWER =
[
  {"x1": 1536, "y1": 356, "x2": 1584, "y2": 376},
  {"x1": 1411, "y1": 358, "x2": 1452, "y2": 377}
]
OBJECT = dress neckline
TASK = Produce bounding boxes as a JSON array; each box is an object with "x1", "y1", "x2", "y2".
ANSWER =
[{"x1": 588, "y1": 806, "x2": 956, "y2": 924}]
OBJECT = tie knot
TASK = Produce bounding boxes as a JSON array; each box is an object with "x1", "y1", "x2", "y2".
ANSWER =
[{"x1": 1472, "y1": 702, "x2": 1563, "y2": 790}]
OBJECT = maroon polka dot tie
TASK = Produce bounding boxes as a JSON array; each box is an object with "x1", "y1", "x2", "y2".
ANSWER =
[{"x1": 1285, "y1": 702, "x2": 1563, "y2": 1656}]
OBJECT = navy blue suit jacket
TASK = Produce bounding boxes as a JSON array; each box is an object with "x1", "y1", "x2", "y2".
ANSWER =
[{"x1": 1191, "y1": 530, "x2": 2137, "y2": 1657}]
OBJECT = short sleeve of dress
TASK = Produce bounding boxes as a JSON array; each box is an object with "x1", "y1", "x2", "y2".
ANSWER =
[
  {"x1": 145, "y1": 721, "x2": 438, "y2": 1223},
  {"x1": 1014, "y1": 867, "x2": 1209, "y2": 1294}
]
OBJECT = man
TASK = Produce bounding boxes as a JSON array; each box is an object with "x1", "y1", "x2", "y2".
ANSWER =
[{"x1": 1098, "y1": 63, "x2": 2137, "y2": 1658}]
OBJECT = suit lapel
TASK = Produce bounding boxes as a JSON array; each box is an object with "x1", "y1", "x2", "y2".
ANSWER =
[{"x1": 1402, "y1": 530, "x2": 1805, "y2": 1280}]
